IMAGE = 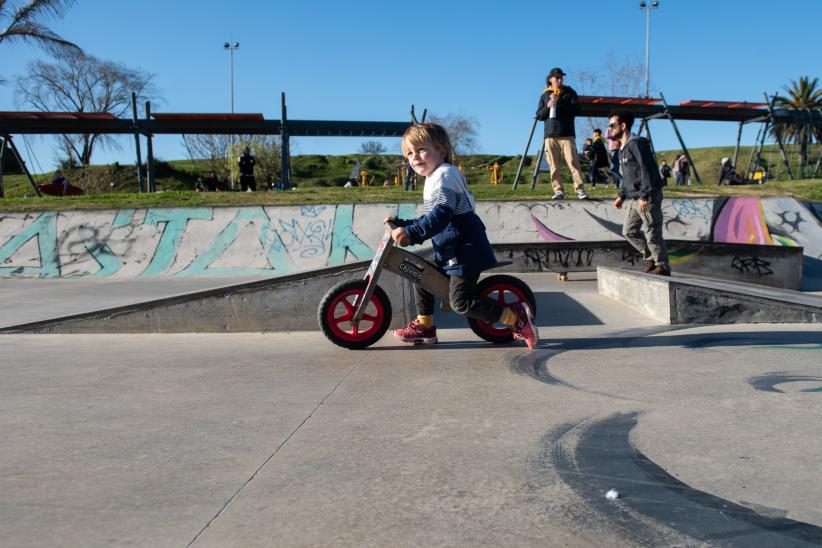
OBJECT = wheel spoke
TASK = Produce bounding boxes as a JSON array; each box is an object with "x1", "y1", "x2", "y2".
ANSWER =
[{"x1": 334, "y1": 302, "x2": 353, "y2": 321}]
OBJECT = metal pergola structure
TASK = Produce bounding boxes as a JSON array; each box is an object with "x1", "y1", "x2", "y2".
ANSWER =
[
  {"x1": 511, "y1": 92, "x2": 822, "y2": 189},
  {"x1": 0, "y1": 92, "x2": 411, "y2": 196}
]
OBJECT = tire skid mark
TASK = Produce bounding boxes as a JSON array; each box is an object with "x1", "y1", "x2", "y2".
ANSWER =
[
  {"x1": 543, "y1": 412, "x2": 822, "y2": 546},
  {"x1": 509, "y1": 325, "x2": 683, "y2": 399}
]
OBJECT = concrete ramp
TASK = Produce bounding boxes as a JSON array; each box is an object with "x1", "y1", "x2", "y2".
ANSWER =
[
  {"x1": 0, "y1": 263, "x2": 415, "y2": 334},
  {"x1": 597, "y1": 266, "x2": 822, "y2": 324}
]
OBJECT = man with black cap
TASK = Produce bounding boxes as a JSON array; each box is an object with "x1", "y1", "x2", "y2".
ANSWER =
[{"x1": 536, "y1": 67, "x2": 588, "y2": 200}]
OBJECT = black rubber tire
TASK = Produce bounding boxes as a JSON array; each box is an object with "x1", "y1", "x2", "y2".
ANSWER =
[
  {"x1": 318, "y1": 279, "x2": 392, "y2": 349},
  {"x1": 467, "y1": 275, "x2": 537, "y2": 344}
]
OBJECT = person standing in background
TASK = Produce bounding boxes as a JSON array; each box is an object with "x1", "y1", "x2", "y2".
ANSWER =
[{"x1": 535, "y1": 67, "x2": 588, "y2": 200}]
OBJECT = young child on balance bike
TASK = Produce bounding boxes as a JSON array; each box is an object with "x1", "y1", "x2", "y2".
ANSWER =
[{"x1": 385, "y1": 123, "x2": 538, "y2": 349}]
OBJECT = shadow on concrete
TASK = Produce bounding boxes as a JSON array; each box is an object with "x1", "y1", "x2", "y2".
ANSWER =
[
  {"x1": 372, "y1": 341, "x2": 508, "y2": 351},
  {"x1": 433, "y1": 291, "x2": 604, "y2": 329},
  {"x1": 538, "y1": 329, "x2": 822, "y2": 352}
]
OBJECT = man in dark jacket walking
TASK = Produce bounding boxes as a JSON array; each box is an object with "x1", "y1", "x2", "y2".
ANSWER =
[
  {"x1": 535, "y1": 67, "x2": 588, "y2": 200},
  {"x1": 609, "y1": 110, "x2": 670, "y2": 276}
]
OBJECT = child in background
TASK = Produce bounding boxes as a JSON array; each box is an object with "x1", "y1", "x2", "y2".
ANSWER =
[{"x1": 385, "y1": 123, "x2": 538, "y2": 349}]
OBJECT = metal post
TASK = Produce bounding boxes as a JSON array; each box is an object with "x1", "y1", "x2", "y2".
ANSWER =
[
  {"x1": 131, "y1": 93, "x2": 145, "y2": 193},
  {"x1": 5, "y1": 135, "x2": 41, "y2": 197},
  {"x1": 280, "y1": 92, "x2": 290, "y2": 188},
  {"x1": 530, "y1": 146, "x2": 544, "y2": 190},
  {"x1": 744, "y1": 122, "x2": 764, "y2": 179},
  {"x1": 732, "y1": 121, "x2": 744, "y2": 169},
  {"x1": 511, "y1": 118, "x2": 538, "y2": 190},
  {"x1": 764, "y1": 92, "x2": 794, "y2": 180},
  {"x1": 659, "y1": 92, "x2": 702, "y2": 185},
  {"x1": 644, "y1": 4, "x2": 651, "y2": 97},
  {"x1": 644, "y1": 120, "x2": 657, "y2": 158},
  {"x1": 812, "y1": 150, "x2": 821, "y2": 179},
  {"x1": 0, "y1": 136, "x2": 6, "y2": 198},
  {"x1": 229, "y1": 47, "x2": 235, "y2": 114},
  {"x1": 145, "y1": 101, "x2": 156, "y2": 192},
  {"x1": 410, "y1": 105, "x2": 418, "y2": 124},
  {"x1": 751, "y1": 120, "x2": 770, "y2": 180}
]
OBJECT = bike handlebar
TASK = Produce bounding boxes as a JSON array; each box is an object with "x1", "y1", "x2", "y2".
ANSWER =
[{"x1": 385, "y1": 220, "x2": 398, "y2": 230}]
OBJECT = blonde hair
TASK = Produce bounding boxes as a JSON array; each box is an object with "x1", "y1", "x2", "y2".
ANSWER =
[{"x1": 401, "y1": 123, "x2": 452, "y2": 164}]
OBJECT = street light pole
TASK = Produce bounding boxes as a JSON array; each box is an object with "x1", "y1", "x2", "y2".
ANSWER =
[
  {"x1": 223, "y1": 41, "x2": 239, "y2": 113},
  {"x1": 224, "y1": 41, "x2": 239, "y2": 188},
  {"x1": 639, "y1": 1, "x2": 659, "y2": 98}
]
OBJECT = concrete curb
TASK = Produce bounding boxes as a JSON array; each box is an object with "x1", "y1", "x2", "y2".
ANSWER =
[{"x1": 597, "y1": 266, "x2": 822, "y2": 324}]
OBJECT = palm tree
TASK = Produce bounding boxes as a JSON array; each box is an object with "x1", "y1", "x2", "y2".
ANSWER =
[
  {"x1": 771, "y1": 76, "x2": 822, "y2": 177},
  {"x1": 0, "y1": 0, "x2": 82, "y2": 62}
]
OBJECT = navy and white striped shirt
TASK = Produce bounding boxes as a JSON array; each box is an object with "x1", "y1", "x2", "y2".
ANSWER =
[{"x1": 423, "y1": 164, "x2": 476, "y2": 215}]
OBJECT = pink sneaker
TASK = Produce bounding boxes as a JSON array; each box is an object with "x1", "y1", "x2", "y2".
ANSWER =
[
  {"x1": 393, "y1": 319, "x2": 438, "y2": 344},
  {"x1": 512, "y1": 302, "x2": 538, "y2": 350}
]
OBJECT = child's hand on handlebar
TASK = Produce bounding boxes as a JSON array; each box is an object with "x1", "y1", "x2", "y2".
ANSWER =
[
  {"x1": 391, "y1": 227, "x2": 411, "y2": 247},
  {"x1": 383, "y1": 215, "x2": 397, "y2": 224}
]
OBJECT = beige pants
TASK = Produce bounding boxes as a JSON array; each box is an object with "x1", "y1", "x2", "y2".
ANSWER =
[{"x1": 543, "y1": 136, "x2": 586, "y2": 193}]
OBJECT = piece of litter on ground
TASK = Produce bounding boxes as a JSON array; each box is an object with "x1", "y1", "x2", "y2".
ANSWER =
[{"x1": 605, "y1": 488, "x2": 620, "y2": 500}]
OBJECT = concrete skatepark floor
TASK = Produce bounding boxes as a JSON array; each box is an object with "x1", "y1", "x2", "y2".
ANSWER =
[{"x1": 1, "y1": 273, "x2": 821, "y2": 547}]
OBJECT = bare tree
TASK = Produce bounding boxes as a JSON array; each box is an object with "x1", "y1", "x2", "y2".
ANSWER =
[
  {"x1": 15, "y1": 54, "x2": 159, "y2": 165},
  {"x1": 183, "y1": 134, "x2": 282, "y2": 185},
  {"x1": 243, "y1": 135, "x2": 281, "y2": 186},
  {"x1": 601, "y1": 52, "x2": 645, "y2": 97},
  {"x1": 359, "y1": 140, "x2": 387, "y2": 154},
  {"x1": 429, "y1": 112, "x2": 480, "y2": 156},
  {"x1": 0, "y1": 0, "x2": 82, "y2": 84},
  {"x1": 182, "y1": 134, "x2": 234, "y2": 179},
  {"x1": 572, "y1": 53, "x2": 646, "y2": 140}
]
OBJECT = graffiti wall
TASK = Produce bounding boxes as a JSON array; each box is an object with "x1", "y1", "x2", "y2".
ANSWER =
[{"x1": 1, "y1": 197, "x2": 820, "y2": 287}]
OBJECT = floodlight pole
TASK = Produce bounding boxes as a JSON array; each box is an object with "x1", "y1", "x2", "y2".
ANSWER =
[
  {"x1": 224, "y1": 41, "x2": 239, "y2": 189},
  {"x1": 224, "y1": 41, "x2": 239, "y2": 114},
  {"x1": 640, "y1": 1, "x2": 659, "y2": 98}
]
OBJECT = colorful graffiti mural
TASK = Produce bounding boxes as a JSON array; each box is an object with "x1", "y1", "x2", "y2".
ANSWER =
[{"x1": 1, "y1": 198, "x2": 820, "y2": 287}]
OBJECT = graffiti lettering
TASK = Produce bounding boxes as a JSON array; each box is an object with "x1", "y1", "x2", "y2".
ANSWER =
[
  {"x1": 0, "y1": 198, "x2": 818, "y2": 281},
  {"x1": 671, "y1": 198, "x2": 713, "y2": 222},
  {"x1": 621, "y1": 247, "x2": 643, "y2": 266},
  {"x1": 522, "y1": 248, "x2": 594, "y2": 269},
  {"x1": 731, "y1": 256, "x2": 773, "y2": 277}
]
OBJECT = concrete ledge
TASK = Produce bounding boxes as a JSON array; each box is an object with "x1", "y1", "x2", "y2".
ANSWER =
[
  {"x1": 0, "y1": 262, "x2": 415, "y2": 334},
  {"x1": 597, "y1": 266, "x2": 822, "y2": 324},
  {"x1": 493, "y1": 240, "x2": 803, "y2": 290}
]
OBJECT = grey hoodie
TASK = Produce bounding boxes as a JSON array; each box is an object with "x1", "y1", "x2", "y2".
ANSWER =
[{"x1": 618, "y1": 134, "x2": 664, "y2": 201}]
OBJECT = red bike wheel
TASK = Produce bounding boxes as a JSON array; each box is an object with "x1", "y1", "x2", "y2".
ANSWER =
[
  {"x1": 468, "y1": 275, "x2": 536, "y2": 344},
  {"x1": 319, "y1": 279, "x2": 392, "y2": 349}
]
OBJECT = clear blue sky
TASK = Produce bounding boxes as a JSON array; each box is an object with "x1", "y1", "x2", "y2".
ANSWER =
[{"x1": 2, "y1": 0, "x2": 820, "y2": 171}]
